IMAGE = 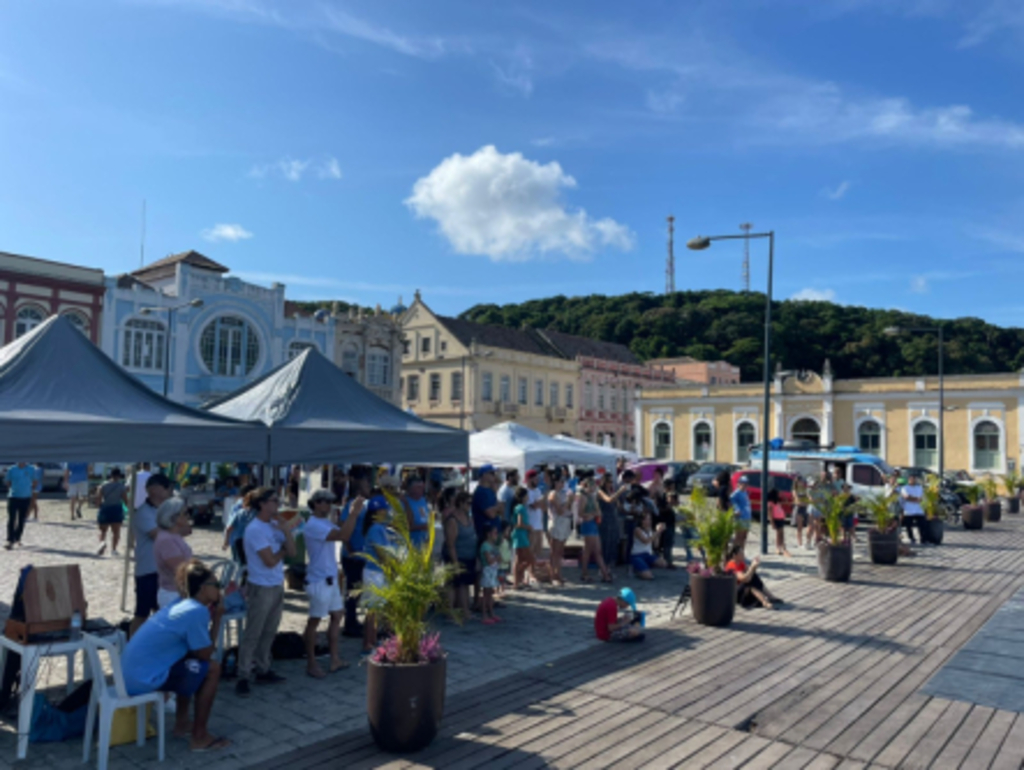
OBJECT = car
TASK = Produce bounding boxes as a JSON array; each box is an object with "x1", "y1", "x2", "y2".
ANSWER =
[
  {"x1": 668, "y1": 461, "x2": 701, "y2": 492},
  {"x1": 625, "y1": 461, "x2": 669, "y2": 484},
  {"x1": 731, "y1": 470, "x2": 796, "y2": 516},
  {"x1": 685, "y1": 463, "x2": 739, "y2": 494},
  {"x1": 37, "y1": 462, "x2": 66, "y2": 492}
]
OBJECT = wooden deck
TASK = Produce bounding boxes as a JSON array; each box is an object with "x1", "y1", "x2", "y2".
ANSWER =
[{"x1": 259, "y1": 518, "x2": 1024, "y2": 769}]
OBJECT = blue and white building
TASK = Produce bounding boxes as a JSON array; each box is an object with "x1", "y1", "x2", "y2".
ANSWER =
[{"x1": 101, "y1": 251, "x2": 335, "y2": 406}]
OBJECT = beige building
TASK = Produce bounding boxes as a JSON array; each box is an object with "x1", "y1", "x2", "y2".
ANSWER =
[
  {"x1": 647, "y1": 356, "x2": 741, "y2": 385},
  {"x1": 329, "y1": 301, "x2": 404, "y2": 406},
  {"x1": 637, "y1": 362, "x2": 1023, "y2": 475}
]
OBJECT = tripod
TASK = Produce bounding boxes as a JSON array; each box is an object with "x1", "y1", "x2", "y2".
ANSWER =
[{"x1": 672, "y1": 580, "x2": 692, "y2": 620}]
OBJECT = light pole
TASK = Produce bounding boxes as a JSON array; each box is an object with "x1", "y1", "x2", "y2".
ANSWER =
[
  {"x1": 885, "y1": 325, "x2": 945, "y2": 478},
  {"x1": 140, "y1": 298, "x2": 204, "y2": 398},
  {"x1": 689, "y1": 230, "x2": 775, "y2": 555}
]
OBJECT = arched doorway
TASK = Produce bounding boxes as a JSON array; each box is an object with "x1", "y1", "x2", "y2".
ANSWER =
[{"x1": 791, "y1": 417, "x2": 821, "y2": 446}]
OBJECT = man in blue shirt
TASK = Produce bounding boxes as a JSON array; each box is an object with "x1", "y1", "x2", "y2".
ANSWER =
[
  {"x1": 471, "y1": 465, "x2": 502, "y2": 539},
  {"x1": 730, "y1": 476, "x2": 753, "y2": 555},
  {"x1": 5, "y1": 463, "x2": 35, "y2": 550},
  {"x1": 338, "y1": 467, "x2": 372, "y2": 637}
]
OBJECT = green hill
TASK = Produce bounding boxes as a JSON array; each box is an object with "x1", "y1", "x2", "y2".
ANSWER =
[{"x1": 458, "y1": 290, "x2": 1024, "y2": 382}]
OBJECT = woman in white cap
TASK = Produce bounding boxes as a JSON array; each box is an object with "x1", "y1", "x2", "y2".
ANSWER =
[{"x1": 302, "y1": 489, "x2": 350, "y2": 678}]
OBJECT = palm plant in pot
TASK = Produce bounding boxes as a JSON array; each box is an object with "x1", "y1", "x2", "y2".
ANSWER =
[
  {"x1": 980, "y1": 475, "x2": 1001, "y2": 522},
  {"x1": 961, "y1": 484, "x2": 985, "y2": 530},
  {"x1": 363, "y1": 508, "x2": 456, "y2": 753},
  {"x1": 686, "y1": 486, "x2": 737, "y2": 627},
  {"x1": 1002, "y1": 471, "x2": 1021, "y2": 515},
  {"x1": 861, "y1": 493, "x2": 899, "y2": 565},
  {"x1": 921, "y1": 479, "x2": 945, "y2": 545},
  {"x1": 817, "y1": 491, "x2": 853, "y2": 582}
]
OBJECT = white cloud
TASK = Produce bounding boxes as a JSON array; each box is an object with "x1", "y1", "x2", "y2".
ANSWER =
[
  {"x1": 405, "y1": 145, "x2": 635, "y2": 262},
  {"x1": 910, "y1": 275, "x2": 929, "y2": 293},
  {"x1": 821, "y1": 180, "x2": 851, "y2": 200},
  {"x1": 318, "y1": 5, "x2": 450, "y2": 59},
  {"x1": 201, "y1": 223, "x2": 253, "y2": 242},
  {"x1": 250, "y1": 156, "x2": 342, "y2": 182},
  {"x1": 791, "y1": 287, "x2": 837, "y2": 302},
  {"x1": 490, "y1": 45, "x2": 534, "y2": 96},
  {"x1": 318, "y1": 157, "x2": 342, "y2": 180}
]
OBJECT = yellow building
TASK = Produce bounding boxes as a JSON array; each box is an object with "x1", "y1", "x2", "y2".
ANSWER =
[{"x1": 637, "y1": 362, "x2": 1023, "y2": 475}]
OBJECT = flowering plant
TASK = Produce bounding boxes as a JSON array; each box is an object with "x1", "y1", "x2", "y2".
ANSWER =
[
  {"x1": 371, "y1": 633, "x2": 444, "y2": 665},
  {"x1": 686, "y1": 563, "x2": 713, "y2": 578}
]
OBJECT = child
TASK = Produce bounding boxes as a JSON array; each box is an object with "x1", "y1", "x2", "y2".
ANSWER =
[
  {"x1": 630, "y1": 510, "x2": 664, "y2": 580},
  {"x1": 479, "y1": 524, "x2": 502, "y2": 625},
  {"x1": 511, "y1": 487, "x2": 534, "y2": 589},
  {"x1": 768, "y1": 488, "x2": 791, "y2": 557},
  {"x1": 594, "y1": 587, "x2": 645, "y2": 643}
]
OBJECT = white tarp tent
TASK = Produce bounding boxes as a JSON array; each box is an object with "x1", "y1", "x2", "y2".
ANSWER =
[
  {"x1": 552, "y1": 433, "x2": 638, "y2": 464},
  {"x1": 470, "y1": 421, "x2": 631, "y2": 474}
]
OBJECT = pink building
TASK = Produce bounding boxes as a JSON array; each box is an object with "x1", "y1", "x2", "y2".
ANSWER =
[{"x1": 647, "y1": 356, "x2": 740, "y2": 385}]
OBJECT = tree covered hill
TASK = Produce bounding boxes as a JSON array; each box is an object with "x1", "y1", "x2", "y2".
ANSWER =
[{"x1": 459, "y1": 291, "x2": 1024, "y2": 382}]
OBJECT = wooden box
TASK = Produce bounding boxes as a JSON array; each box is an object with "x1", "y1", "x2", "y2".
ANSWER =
[{"x1": 4, "y1": 565, "x2": 88, "y2": 643}]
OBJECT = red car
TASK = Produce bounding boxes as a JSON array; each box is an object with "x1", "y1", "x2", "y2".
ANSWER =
[{"x1": 730, "y1": 470, "x2": 797, "y2": 516}]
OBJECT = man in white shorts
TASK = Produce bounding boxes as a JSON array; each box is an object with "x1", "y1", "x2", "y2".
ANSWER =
[
  {"x1": 302, "y1": 489, "x2": 349, "y2": 678},
  {"x1": 64, "y1": 462, "x2": 90, "y2": 520}
]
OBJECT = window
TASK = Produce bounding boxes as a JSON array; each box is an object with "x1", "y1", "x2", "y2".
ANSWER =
[
  {"x1": 974, "y1": 421, "x2": 1001, "y2": 470},
  {"x1": 399, "y1": 376, "x2": 404, "y2": 394},
  {"x1": 518, "y1": 377, "x2": 528, "y2": 405},
  {"x1": 550, "y1": 382, "x2": 559, "y2": 407},
  {"x1": 288, "y1": 341, "x2": 315, "y2": 360},
  {"x1": 609, "y1": 434, "x2": 617, "y2": 448},
  {"x1": 440, "y1": 340, "x2": 447, "y2": 352},
  {"x1": 482, "y1": 372, "x2": 493, "y2": 402},
  {"x1": 584, "y1": 382, "x2": 593, "y2": 409},
  {"x1": 421, "y1": 337, "x2": 431, "y2": 354},
  {"x1": 500, "y1": 375, "x2": 511, "y2": 403},
  {"x1": 597, "y1": 384, "x2": 606, "y2": 410},
  {"x1": 565, "y1": 384, "x2": 574, "y2": 409},
  {"x1": 402, "y1": 340, "x2": 410, "y2": 356},
  {"x1": 852, "y1": 464, "x2": 883, "y2": 487},
  {"x1": 610, "y1": 389, "x2": 618, "y2": 412},
  {"x1": 858, "y1": 420, "x2": 882, "y2": 453},
  {"x1": 535, "y1": 379, "x2": 544, "y2": 406},
  {"x1": 744, "y1": 472, "x2": 762, "y2": 488},
  {"x1": 366, "y1": 348, "x2": 391, "y2": 386},
  {"x1": 63, "y1": 312, "x2": 88, "y2": 333},
  {"x1": 694, "y1": 423, "x2": 712, "y2": 462},
  {"x1": 654, "y1": 423, "x2": 672, "y2": 460},
  {"x1": 736, "y1": 423, "x2": 756, "y2": 462},
  {"x1": 913, "y1": 421, "x2": 938, "y2": 468},
  {"x1": 121, "y1": 318, "x2": 166, "y2": 371},
  {"x1": 451, "y1": 372, "x2": 463, "y2": 402},
  {"x1": 429, "y1": 373, "x2": 441, "y2": 401},
  {"x1": 407, "y1": 374, "x2": 420, "y2": 401},
  {"x1": 711, "y1": 376, "x2": 717, "y2": 384},
  {"x1": 200, "y1": 316, "x2": 261, "y2": 376},
  {"x1": 584, "y1": 430, "x2": 593, "y2": 442},
  {"x1": 791, "y1": 417, "x2": 821, "y2": 445},
  {"x1": 341, "y1": 345, "x2": 359, "y2": 378},
  {"x1": 15, "y1": 307, "x2": 45, "y2": 338},
  {"x1": 622, "y1": 386, "x2": 629, "y2": 412}
]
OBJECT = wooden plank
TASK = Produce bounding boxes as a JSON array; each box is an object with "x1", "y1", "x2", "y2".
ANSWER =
[
  {"x1": 637, "y1": 724, "x2": 728, "y2": 770},
  {"x1": 990, "y1": 713, "x2": 1024, "y2": 770},
  {"x1": 869, "y1": 697, "x2": 950, "y2": 767},
  {"x1": 687, "y1": 728, "x2": 752, "y2": 770},
  {"x1": 960, "y1": 709, "x2": 1016, "y2": 770},
  {"x1": 801, "y1": 753, "x2": 840, "y2": 770},
  {"x1": 701, "y1": 734, "x2": 774, "y2": 770},
  {"x1": 574, "y1": 715, "x2": 696, "y2": 770},
  {"x1": 898, "y1": 698, "x2": 971, "y2": 770},
  {"x1": 605, "y1": 719, "x2": 706, "y2": 770},
  {"x1": 929, "y1": 705, "x2": 993, "y2": 769},
  {"x1": 738, "y1": 740, "x2": 798, "y2": 769}
]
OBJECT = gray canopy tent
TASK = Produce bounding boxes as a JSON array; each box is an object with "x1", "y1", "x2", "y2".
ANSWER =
[
  {"x1": 205, "y1": 347, "x2": 468, "y2": 465},
  {"x1": 0, "y1": 315, "x2": 263, "y2": 461}
]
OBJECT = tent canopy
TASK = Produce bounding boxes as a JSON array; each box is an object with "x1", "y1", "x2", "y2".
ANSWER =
[
  {"x1": 470, "y1": 421, "x2": 632, "y2": 474},
  {"x1": 0, "y1": 315, "x2": 263, "y2": 462},
  {"x1": 552, "y1": 433, "x2": 637, "y2": 464},
  {"x1": 205, "y1": 347, "x2": 468, "y2": 465}
]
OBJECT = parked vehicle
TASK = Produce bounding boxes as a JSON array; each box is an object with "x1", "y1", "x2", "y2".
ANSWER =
[
  {"x1": 38, "y1": 462, "x2": 66, "y2": 491},
  {"x1": 730, "y1": 470, "x2": 796, "y2": 515},
  {"x1": 749, "y1": 445, "x2": 893, "y2": 501},
  {"x1": 668, "y1": 461, "x2": 701, "y2": 492},
  {"x1": 626, "y1": 461, "x2": 669, "y2": 484},
  {"x1": 685, "y1": 463, "x2": 739, "y2": 494}
]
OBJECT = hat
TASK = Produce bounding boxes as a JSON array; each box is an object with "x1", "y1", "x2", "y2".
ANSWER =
[
  {"x1": 479, "y1": 464, "x2": 496, "y2": 476},
  {"x1": 366, "y1": 496, "x2": 390, "y2": 514},
  {"x1": 309, "y1": 489, "x2": 336, "y2": 503},
  {"x1": 619, "y1": 587, "x2": 637, "y2": 612},
  {"x1": 525, "y1": 469, "x2": 539, "y2": 479},
  {"x1": 737, "y1": 476, "x2": 749, "y2": 485}
]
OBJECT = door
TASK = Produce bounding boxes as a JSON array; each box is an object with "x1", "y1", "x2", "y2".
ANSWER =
[{"x1": 850, "y1": 463, "x2": 884, "y2": 500}]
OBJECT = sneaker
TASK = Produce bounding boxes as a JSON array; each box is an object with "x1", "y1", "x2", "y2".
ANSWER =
[
  {"x1": 97, "y1": 543, "x2": 107, "y2": 556},
  {"x1": 254, "y1": 670, "x2": 286, "y2": 685},
  {"x1": 235, "y1": 679, "x2": 251, "y2": 698},
  {"x1": 111, "y1": 549, "x2": 120, "y2": 556}
]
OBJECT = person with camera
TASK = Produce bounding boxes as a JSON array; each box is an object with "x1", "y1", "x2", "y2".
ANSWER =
[
  {"x1": 724, "y1": 544, "x2": 782, "y2": 609},
  {"x1": 594, "y1": 587, "x2": 645, "y2": 643},
  {"x1": 302, "y1": 489, "x2": 350, "y2": 679}
]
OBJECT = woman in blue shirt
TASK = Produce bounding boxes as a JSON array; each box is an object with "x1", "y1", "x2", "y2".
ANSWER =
[
  {"x1": 359, "y1": 496, "x2": 394, "y2": 656},
  {"x1": 403, "y1": 476, "x2": 431, "y2": 550}
]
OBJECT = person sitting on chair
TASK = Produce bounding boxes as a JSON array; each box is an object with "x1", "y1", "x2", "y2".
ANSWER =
[
  {"x1": 594, "y1": 587, "x2": 645, "y2": 642},
  {"x1": 724, "y1": 545, "x2": 783, "y2": 610},
  {"x1": 120, "y1": 559, "x2": 230, "y2": 753}
]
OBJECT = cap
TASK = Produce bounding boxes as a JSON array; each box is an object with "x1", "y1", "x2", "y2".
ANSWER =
[
  {"x1": 525, "y1": 469, "x2": 539, "y2": 479},
  {"x1": 366, "y1": 496, "x2": 390, "y2": 514},
  {"x1": 479, "y1": 464, "x2": 496, "y2": 475},
  {"x1": 309, "y1": 489, "x2": 336, "y2": 503},
  {"x1": 619, "y1": 587, "x2": 637, "y2": 612},
  {"x1": 737, "y1": 476, "x2": 749, "y2": 485}
]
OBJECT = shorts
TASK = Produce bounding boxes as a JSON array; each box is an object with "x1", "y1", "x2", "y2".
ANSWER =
[
  {"x1": 580, "y1": 520, "x2": 599, "y2": 537},
  {"x1": 772, "y1": 518, "x2": 786, "y2": 531},
  {"x1": 481, "y1": 564, "x2": 499, "y2": 590},
  {"x1": 157, "y1": 588, "x2": 181, "y2": 609},
  {"x1": 841, "y1": 513, "x2": 855, "y2": 530},
  {"x1": 98, "y1": 504, "x2": 124, "y2": 525},
  {"x1": 134, "y1": 573, "x2": 159, "y2": 618},
  {"x1": 514, "y1": 546, "x2": 533, "y2": 564},
  {"x1": 809, "y1": 506, "x2": 823, "y2": 520},
  {"x1": 450, "y1": 557, "x2": 477, "y2": 588},
  {"x1": 306, "y1": 579, "x2": 344, "y2": 618},
  {"x1": 631, "y1": 552, "x2": 656, "y2": 573},
  {"x1": 735, "y1": 519, "x2": 751, "y2": 532},
  {"x1": 67, "y1": 481, "x2": 89, "y2": 498},
  {"x1": 550, "y1": 516, "x2": 572, "y2": 542},
  {"x1": 793, "y1": 506, "x2": 809, "y2": 526},
  {"x1": 363, "y1": 569, "x2": 386, "y2": 610},
  {"x1": 159, "y1": 658, "x2": 209, "y2": 697}
]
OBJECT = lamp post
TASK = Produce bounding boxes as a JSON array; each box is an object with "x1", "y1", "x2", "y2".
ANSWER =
[
  {"x1": 688, "y1": 230, "x2": 775, "y2": 555},
  {"x1": 140, "y1": 298, "x2": 204, "y2": 398},
  {"x1": 885, "y1": 325, "x2": 945, "y2": 478}
]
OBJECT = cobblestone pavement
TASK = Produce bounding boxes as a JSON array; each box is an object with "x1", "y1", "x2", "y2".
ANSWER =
[{"x1": 0, "y1": 498, "x2": 829, "y2": 769}]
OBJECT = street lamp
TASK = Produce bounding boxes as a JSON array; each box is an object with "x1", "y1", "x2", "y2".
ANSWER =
[
  {"x1": 689, "y1": 230, "x2": 775, "y2": 555},
  {"x1": 140, "y1": 298, "x2": 204, "y2": 398},
  {"x1": 885, "y1": 325, "x2": 945, "y2": 478}
]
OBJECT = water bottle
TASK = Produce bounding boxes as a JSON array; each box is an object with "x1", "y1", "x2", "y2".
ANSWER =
[
  {"x1": 70, "y1": 610, "x2": 82, "y2": 641},
  {"x1": 223, "y1": 649, "x2": 238, "y2": 679}
]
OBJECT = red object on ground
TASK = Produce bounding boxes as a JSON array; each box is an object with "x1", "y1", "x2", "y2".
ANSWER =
[{"x1": 594, "y1": 597, "x2": 618, "y2": 641}]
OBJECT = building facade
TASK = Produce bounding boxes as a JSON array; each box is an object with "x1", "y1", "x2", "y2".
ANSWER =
[
  {"x1": 0, "y1": 251, "x2": 105, "y2": 345},
  {"x1": 647, "y1": 356, "x2": 741, "y2": 385},
  {"x1": 102, "y1": 251, "x2": 335, "y2": 405},
  {"x1": 636, "y1": 363, "x2": 1023, "y2": 475},
  {"x1": 331, "y1": 302, "x2": 404, "y2": 406}
]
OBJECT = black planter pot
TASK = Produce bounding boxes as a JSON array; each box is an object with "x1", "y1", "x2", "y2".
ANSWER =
[
  {"x1": 962, "y1": 505, "x2": 985, "y2": 530},
  {"x1": 923, "y1": 518, "x2": 944, "y2": 545},
  {"x1": 867, "y1": 530, "x2": 899, "y2": 565},
  {"x1": 690, "y1": 573, "x2": 737, "y2": 627},
  {"x1": 1006, "y1": 497, "x2": 1021, "y2": 515},
  {"x1": 817, "y1": 543, "x2": 853, "y2": 582},
  {"x1": 985, "y1": 502, "x2": 1002, "y2": 523},
  {"x1": 367, "y1": 656, "x2": 446, "y2": 753}
]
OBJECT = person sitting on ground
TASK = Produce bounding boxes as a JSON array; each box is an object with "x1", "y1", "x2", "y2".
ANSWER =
[
  {"x1": 154, "y1": 498, "x2": 194, "y2": 608},
  {"x1": 594, "y1": 587, "x2": 645, "y2": 643},
  {"x1": 630, "y1": 510, "x2": 665, "y2": 580},
  {"x1": 724, "y1": 544, "x2": 782, "y2": 609},
  {"x1": 120, "y1": 559, "x2": 230, "y2": 753}
]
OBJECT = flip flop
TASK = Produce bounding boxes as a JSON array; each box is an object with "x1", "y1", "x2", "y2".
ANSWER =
[
  {"x1": 191, "y1": 736, "x2": 231, "y2": 753},
  {"x1": 330, "y1": 661, "x2": 351, "y2": 673}
]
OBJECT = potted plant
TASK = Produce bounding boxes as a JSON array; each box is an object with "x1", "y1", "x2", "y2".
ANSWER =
[
  {"x1": 687, "y1": 486, "x2": 737, "y2": 627},
  {"x1": 981, "y1": 476, "x2": 1001, "y2": 522},
  {"x1": 817, "y1": 491, "x2": 853, "y2": 582},
  {"x1": 1002, "y1": 471, "x2": 1021, "y2": 515},
  {"x1": 363, "y1": 508, "x2": 455, "y2": 753},
  {"x1": 861, "y1": 493, "x2": 899, "y2": 565},
  {"x1": 961, "y1": 484, "x2": 985, "y2": 530},
  {"x1": 921, "y1": 480, "x2": 945, "y2": 545}
]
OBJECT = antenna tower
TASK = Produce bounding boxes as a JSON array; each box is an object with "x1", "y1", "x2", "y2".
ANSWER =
[
  {"x1": 665, "y1": 215, "x2": 675, "y2": 294},
  {"x1": 739, "y1": 222, "x2": 752, "y2": 292}
]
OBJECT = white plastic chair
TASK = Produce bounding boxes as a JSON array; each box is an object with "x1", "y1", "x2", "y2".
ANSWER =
[
  {"x1": 210, "y1": 559, "x2": 246, "y2": 660},
  {"x1": 81, "y1": 633, "x2": 165, "y2": 770}
]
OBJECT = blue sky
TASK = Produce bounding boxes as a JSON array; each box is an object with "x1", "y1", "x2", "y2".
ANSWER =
[{"x1": 2, "y1": 1, "x2": 1023, "y2": 323}]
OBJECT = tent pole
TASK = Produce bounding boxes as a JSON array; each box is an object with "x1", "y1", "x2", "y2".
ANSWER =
[{"x1": 120, "y1": 466, "x2": 139, "y2": 614}]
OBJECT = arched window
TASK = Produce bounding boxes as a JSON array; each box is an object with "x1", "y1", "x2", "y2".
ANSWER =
[
  {"x1": 63, "y1": 311, "x2": 88, "y2": 334},
  {"x1": 858, "y1": 420, "x2": 882, "y2": 453},
  {"x1": 366, "y1": 348, "x2": 391, "y2": 387},
  {"x1": 653, "y1": 423, "x2": 671, "y2": 460},
  {"x1": 913, "y1": 421, "x2": 938, "y2": 468},
  {"x1": 736, "y1": 422, "x2": 756, "y2": 462},
  {"x1": 974, "y1": 421, "x2": 1001, "y2": 471},
  {"x1": 288, "y1": 341, "x2": 316, "y2": 360},
  {"x1": 584, "y1": 430, "x2": 593, "y2": 443},
  {"x1": 200, "y1": 315, "x2": 261, "y2": 376},
  {"x1": 15, "y1": 306, "x2": 45, "y2": 338},
  {"x1": 693, "y1": 422, "x2": 712, "y2": 462},
  {"x1": 791, "y1": 417, "x2": 821, "y2": 445},
  {"x1": 122, "y1": 318, "x2": 166, "y2": 370}
]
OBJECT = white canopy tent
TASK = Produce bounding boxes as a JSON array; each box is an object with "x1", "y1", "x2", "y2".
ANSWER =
[
  {"x1": 470, "y1": 421, "x2": 632, "y2": 474},
  {"x1": 553, "y1": 433, "x2": 638, "y2": 464}
]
